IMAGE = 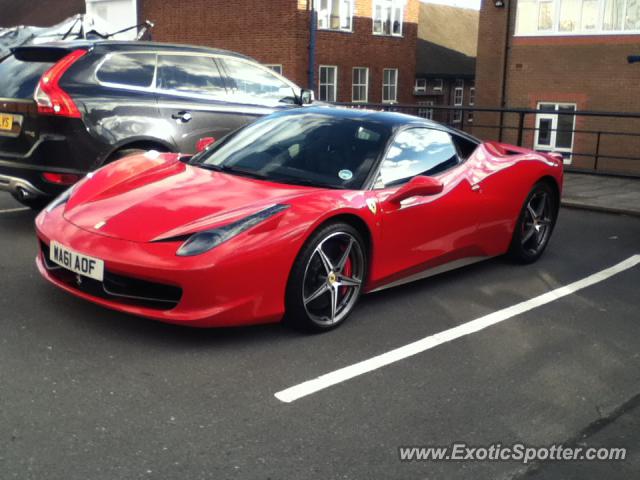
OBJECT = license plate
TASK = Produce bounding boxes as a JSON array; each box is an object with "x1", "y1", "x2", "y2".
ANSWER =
[
  {"x1": 49, "y1": 241, "x2": 104, "y2": 282},
  {"x1": 0, "y1": 113, "x2": 12, "y2": 131}
]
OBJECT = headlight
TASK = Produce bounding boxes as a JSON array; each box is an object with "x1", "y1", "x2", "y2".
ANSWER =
[
  {"x1": 176, "y1": 204, "x2": 290, "y2": 257},
  {"x1": 45, "y1": 187, "x2": 73, "y2": 213}
]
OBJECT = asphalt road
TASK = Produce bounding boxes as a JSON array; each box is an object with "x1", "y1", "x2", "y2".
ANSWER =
[{"x1": 0, "y1": 192, "x2": 639, "y2": 480}]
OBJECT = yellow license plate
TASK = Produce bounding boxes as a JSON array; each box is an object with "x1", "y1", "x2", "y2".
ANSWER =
[{"x1": 0, "y1": 113, "x2": 13, "y2": 131}]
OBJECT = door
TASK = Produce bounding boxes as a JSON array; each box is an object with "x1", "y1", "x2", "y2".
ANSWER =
[
  {"x1": 373, "y1": 128, "x2": 482, "y2": 285},
  {"x1": 534, "y1": 103, "x2": 576, "y2": 164},
  {"x1": 155, "y1": 54, "x2": 252, "y2": 153}
]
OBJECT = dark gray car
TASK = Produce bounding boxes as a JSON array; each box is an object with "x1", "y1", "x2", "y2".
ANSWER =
[{"x1": 0, "y1": 40, "x2": 310, "y2": 208}]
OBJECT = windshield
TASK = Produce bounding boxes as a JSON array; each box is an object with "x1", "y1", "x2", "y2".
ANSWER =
[{"x1": 192, "y1": 111, "x2": 391, "y2": 189}]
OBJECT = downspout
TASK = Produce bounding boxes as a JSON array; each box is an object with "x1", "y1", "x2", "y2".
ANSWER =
[
  {"x1": 498, "y1": 0, "x2": 512, "y2": 142},
  {"x1": 309, "y1": 0, "x2": 317, "y2": 91}
]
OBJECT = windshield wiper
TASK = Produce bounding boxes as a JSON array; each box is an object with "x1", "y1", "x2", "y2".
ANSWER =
[
  {"x1": 195, "y1": 163, "x2": 268, "y2": 180},
  {"x1": 269, "y1": 176, "x2": 343, "y2": 189}
]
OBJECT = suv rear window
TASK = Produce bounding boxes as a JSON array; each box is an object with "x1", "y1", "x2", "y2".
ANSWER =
[
  {"x1": 96, "y1": 53, "x2": 156, "y2": 88},
  {"x1": 0, "y1": 55, "x2": 51, "y2": 99}
]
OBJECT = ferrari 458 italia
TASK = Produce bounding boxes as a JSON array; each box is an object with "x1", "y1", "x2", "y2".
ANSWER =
[{"x1": 35, "y1": 107, "x2": 563, "y2": 331}]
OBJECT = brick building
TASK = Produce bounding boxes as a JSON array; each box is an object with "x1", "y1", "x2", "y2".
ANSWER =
[
  {"x1": 1, "y1": 0, "x2": 419, "y2": 104},
  {"x1": 142, "y1": 0, "x2": 419, "y2": 103},
  {"x1": 475, "y1": 0, "x2": 640, "y2": 174},
  {"x1": 413, "y1": 3, "x2": 478, "y2": 127}
]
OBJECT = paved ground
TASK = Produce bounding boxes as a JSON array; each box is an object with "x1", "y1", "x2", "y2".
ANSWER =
[
  {"x1": 563, "y1": 172, "x2": 640, "y2": 217},
  {"x1": 0, "y1": 192, "x2": 639, "y2": 480}
]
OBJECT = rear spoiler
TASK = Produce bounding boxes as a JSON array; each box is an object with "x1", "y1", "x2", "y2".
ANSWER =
[{"x1": 12, "y1": 45, "x2": 84, "y2": 63}]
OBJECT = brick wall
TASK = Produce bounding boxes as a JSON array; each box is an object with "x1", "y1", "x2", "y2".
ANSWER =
[
  {"x1": 474, "y1": 0, "x2": 640, "y2": 174},
  {"x1": 0, "y1": 0, "x2": 85, "y2": 27}
]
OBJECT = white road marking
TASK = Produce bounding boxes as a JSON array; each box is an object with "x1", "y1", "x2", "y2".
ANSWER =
[
  {"x1": 0, "y1": 207, "x2": 29, "y2": 214},
  {"x1": 275, "y1": 255, "x2": 640, "y2": 403}
]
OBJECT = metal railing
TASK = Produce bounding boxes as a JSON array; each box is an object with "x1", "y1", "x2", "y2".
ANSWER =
[{"x1": 337, "y1": 103, "x2": 640, "y2": 177}]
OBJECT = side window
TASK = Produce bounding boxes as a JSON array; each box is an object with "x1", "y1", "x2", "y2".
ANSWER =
[
  {"x1": 157, "y1": 55, "x2": 227, "y2": 96},
  {"x1": 222, "y1": 57, "x2": 295, "y2": 101},
  {"x1": 452, "y1": 134, "x2": 479, "y2": 160},
  {"x1": 96, "y1": 53, "x2": 155, "y2": 88},
  {"x1": 379, "y1": 128, "x2": 459, "y2": 187}
]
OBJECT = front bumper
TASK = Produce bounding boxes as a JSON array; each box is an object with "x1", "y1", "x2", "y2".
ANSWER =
[{"x1": 35, "y1": 208, "x2": 291, "y2": 327}]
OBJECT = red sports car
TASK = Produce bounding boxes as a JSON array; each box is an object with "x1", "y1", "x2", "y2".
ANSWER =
[{"x1": 35, "y1": 107, "x2": 563, "y2": 331}]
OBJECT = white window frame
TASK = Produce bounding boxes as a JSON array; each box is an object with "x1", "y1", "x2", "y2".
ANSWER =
[
  {"x1": 414, "y1": 78, "x2": 427, "y2": 94},
  {"x1": 469, "y1": 86, "x2": 475, "y2": 106},
  {"x1": 452, "y1": 83, "x2": 464, "y2": 123},
  {"x1": 534, "y1": 102, "x2": 577, "y2": 163},
  {"x1": 372, "y1": 0, "x2": 404, "y2": 36},
  {"x1": 352, "y1": 67, "x2": 369, "y2": 103},
  {"x1": 417, "y1": 101, "x2": 434, "y2": 120},
  {"x1": 318, "y1": 65, "x2": 338, "y2": 102},
  {"x1": 515, "y1": 0, "x2": 640, "y2": 36},
  {"x1": 432, "y1": 78, "x2": 443, "y2": 92},
  {"x1": 316, "y1": 0, "x2": 354, "y2": 32},
  {"x1": 264, "y1": 64, "x2": 283, "y2": 75},
  {"x1": 382, "y1": 68, "x2": 398, "y2": 104}
]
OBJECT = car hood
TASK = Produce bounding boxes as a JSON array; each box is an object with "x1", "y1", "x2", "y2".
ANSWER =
[{"x1": 63, "y1": 153, "x2": 317, "y2": 242}]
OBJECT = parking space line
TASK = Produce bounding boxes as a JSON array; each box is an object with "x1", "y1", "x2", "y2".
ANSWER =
[
  {"x1": 0, "y1": 207, "x2": 29, "y2": 214},
  {"x1": 275, "y1": 255, "x2": 640, "y2": 403}
]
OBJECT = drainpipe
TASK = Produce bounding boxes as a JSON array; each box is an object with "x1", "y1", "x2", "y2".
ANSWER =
[
  {"x1": 309, "y1": 0, "x2": 317, "y2": 91},
  {"x1": 498, "y1": 0, "x2": 512, "y2": 142}
]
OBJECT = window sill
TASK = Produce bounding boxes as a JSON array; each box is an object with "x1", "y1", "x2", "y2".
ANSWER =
[
  {"x1": 372, "y1": 32, "x2": 404, "y2": 38},
  {"x1": 514, "y1": 31, "x2": 640, "y2": 37},
  {"x1": 318, "y1": 27, "x2": 353, "y2": 34}
]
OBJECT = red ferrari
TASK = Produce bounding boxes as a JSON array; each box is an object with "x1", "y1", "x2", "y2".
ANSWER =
[{"x1": 35, "y1": 107, "x2": 563, "y2": 331}]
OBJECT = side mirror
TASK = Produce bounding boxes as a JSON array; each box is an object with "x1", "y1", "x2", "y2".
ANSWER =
[
  {"x1": 298, "y1": 88, "x2": 314, "y2": 105},
  {"x1": 196, "y1": 137, "x2": 216, "y2": 153},
  {"x1": 387, "y1": 176, "x2": 444, "y2": 204}
]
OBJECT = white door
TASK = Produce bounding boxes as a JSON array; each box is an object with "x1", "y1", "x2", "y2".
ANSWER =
[{"x1": 534, "y1": 103, "x2": 576, "y2": 164}]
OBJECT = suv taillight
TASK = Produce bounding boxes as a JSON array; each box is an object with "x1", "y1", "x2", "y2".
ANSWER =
[{"x1": 34, "y1": 49, "x2": 87, "y2": 118}]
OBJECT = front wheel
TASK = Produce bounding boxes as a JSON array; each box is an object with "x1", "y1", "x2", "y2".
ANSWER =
[
  {"x1": 285, "y1": 222, "x2": 367, "y2": 332},
  {"x1": 508, "y1": 181, "x2": 558, "y2": 264}
]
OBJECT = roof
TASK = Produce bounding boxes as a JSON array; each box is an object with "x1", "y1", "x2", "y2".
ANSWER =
[{"x1": 415, "y1": 4, "x2": 479, "y2": 78}]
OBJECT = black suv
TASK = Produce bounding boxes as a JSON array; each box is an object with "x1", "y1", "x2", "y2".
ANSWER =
[{"x1": 0, "y1": 40, "x2": 310, "y2": 208}]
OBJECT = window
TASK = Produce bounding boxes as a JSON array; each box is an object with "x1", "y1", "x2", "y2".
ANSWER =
[
  {"x1": 516, "y1": 0, "x2": 640, "y2": 35},
  {"x1": 265, "y1": 64, "x2": 283, "y2": 75},
  {"x1": 373, "y1": 0, "x2": 404, "y2": 36},
  {"x1": 352, "y1": 67, "x2": 369, "y2": 102},
  {"x1": 317, "y1": 0, "x2": 354, "y2": 31},
  {"x1": 156, "y1": 55, "x2": 226, "y2": 96},
  {"x1": 417, "y1": 101, "x2": 434, "y2": 120},
  {"x1": 379, "y1": 128, "x2": 459, "y2": 187},
  {"x1": 453, "y1": 80, "x2": 464, "y2": 123},
  {"x1": 97, "y1": 53, "x2": 156, "y2": 88},
  {"x1": 468, "y1": 86, "x2": 475, "y2": 122},
  {"x1": 534, "y1": 102, "x2": 576, "y2": 163},
  {"x1": 414, "y1": 78, "x2": 427, "y2": 94},
  {"x1": 319, "y1": 65, "x2": 337, "y2": 102},
  {"x1": 223, "y1": 57, "x2": 295, "y2": 101},
  {"x1": 86, "y1": 0, "x2": 137, "y2": 40},
  {"x1": 382, "y1": 68, "x2": 398, "y2": 103},
  {"x1": 433, "y1": 78, "x2": 443, "y2": 92}
]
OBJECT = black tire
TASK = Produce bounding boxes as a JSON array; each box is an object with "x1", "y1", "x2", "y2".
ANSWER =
[
  {"x1": 106, "y1": 148, "x2": 148, "y2": 163},
  {"x1": 11, "y1": 193, "x2": 50, "y2": 211},
  {"x1": 285, "y1": 222, "x2": 367, "y2": 332},
  {"x1": 508, "y1": 181, "x2": 558, "y2": 264}
]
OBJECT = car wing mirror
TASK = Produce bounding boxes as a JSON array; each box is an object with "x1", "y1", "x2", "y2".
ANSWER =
[
  {"x1": 196, "y1": 137, "x2": 216, "y2": 153},
  {"x1": 297, "y1": 88, "x2": 314, "y2": 106},
  {"x1": 387, "y1": 176, "x2": 444, "y2": 204}
]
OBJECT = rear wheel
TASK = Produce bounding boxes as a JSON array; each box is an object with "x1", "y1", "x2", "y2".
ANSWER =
[
  {"x1": 285, "y1": 222, "x2": 366, "y2": 332},
  {"x1": 508, "y1": 181, "x2": 558, "y2": 263},
  {"x1": 106, "y1": 148, "x2": 148, "y2": 163}
]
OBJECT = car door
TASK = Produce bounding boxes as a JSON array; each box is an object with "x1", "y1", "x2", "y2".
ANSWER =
[
  {"x1": 372, "y1": 127, "x2": 483, "y2": 285},
  {"x1": 218, "y1": 56, "x2": 299, "y2": 115},
  {"x1": 155, "y1": 53, "x2": 252, "y2": 153}
]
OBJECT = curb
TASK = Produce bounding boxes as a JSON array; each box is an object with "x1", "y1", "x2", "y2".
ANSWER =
[{"x1": 561, "y1": 200, "x2": 640, "y2": 218}]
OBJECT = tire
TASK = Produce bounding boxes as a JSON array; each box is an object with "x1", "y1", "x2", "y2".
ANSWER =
[
  {"x1": 106, "y1": 148, "x2": 148, "y2": 163},
  {"x1": 508, "y1": 181, "x2": 559, "y2": 264},
  {"x1": 11, "y1": 193, "x2": 50, "y2": 211},
  {"x1": 285, "y1": 222, "x2": 367, "y2": 332}
]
